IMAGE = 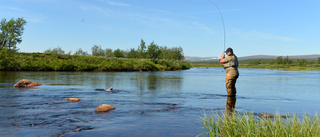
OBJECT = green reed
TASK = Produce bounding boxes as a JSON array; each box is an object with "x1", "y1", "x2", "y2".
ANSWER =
[{"x1": 199, "y1": 112, "x2": 320, "y2": 137}]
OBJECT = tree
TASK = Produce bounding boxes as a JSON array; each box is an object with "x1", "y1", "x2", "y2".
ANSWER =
[
  {"x1": 113, "y1": 48, "x2": 125, "y2": 58},
  {"x1": 105, "y1": 48, "x2": 113, "y2": 57},
  {"x1": 138, "y1": 39, "x2": 146, "y2": 58},
  {"x1": 283, "y1": 56, "x2": 293, "y2": 64},
  {"x1": 126, "y1": 48, "x2": 139, "y2": 58},
  {"x1": 74, "y1": 48, "x2": 88, "y2": 56},
  {"x1": 159, "y1": 46, "x2": 169, "y2": 59},
  {"x1": 296, "y1": 59, "x2": 307, "y2": 67},
  {"x1": 275, "y1": 56, "x2": 283, "y2": 64},
  {"x1": 0, "y1": 17, "x2": 27, "y2": 51},
  {"x1": 147, "y1": 41, "x2": 160, "y2": 60},
  {"x1": 159, "y1": 46, "x2": 184, "y2": 60},
  {"x1": 171, "y1": 46, "x2": 184, "y2": 60},
  {"x1": 44, "y1": 47, "x2": 65, "y2": 54},
  {"x1": 91, "y1": 45, "x2": 105, "y2": 56}
]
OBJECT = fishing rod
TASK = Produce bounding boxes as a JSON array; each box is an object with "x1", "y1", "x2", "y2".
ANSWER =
[{"x1": 207, "y1": 0, "x2": 226, "y2": 52}]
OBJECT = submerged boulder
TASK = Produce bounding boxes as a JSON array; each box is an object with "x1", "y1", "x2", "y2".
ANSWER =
[
  {"x1": 259, "y1": 112, "x2": 288, "y2": 118},
  {"x1": 95, "y1": 87, "x2": 114, "y2": 92},
  {"x1": 105, "y1": 87, "x2": 113, "y2": 91},
  {"x1": 95, "y1": 104, "x2": 116, "y2": 112},
  {"x1": 13, "y1": 79, "x2": 42, "y2": 87},
  {"x1": 64, "y1": 98, "x2": 81, "y2": 102}
]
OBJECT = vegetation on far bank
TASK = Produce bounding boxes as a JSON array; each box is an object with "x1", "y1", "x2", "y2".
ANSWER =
[
  {"x1": 200, "y1": 112, "x2": 320, "y2": 137},
  {"x1": 0, "y1": 50, "x2": 191, "y2": 71},
  {"x1": 190, "y1": 56, "x2": 320, "y2": 71},
  {"x1": 0, "y1": 17, "x2": 190, "y2": 71},
  {"x1": 0, "y1": 39, "x2": 191, "y2": 71}
]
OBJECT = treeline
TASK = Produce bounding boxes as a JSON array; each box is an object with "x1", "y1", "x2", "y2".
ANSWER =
[
  {"x1": 190, "y1": 56, "x2": 320, "y2": 71},
  {"x1": 248, "y1": 56, "x2": 320, "y2": 66},
  {"x1": 244, "y1": 56, "x2": 320, "y2": 70},
  {"x1": 1, "y1": 17, "x2": 184, "y2": 61},
  {"x1": 44, "y1": 39, "x2": 184, "y2": 61},
  {"x1": 0, "y1": 17, "x2": 190, "y2": 71},
  {"x1": 0, "y1": 49, "x2": 191, "y2": 71}
]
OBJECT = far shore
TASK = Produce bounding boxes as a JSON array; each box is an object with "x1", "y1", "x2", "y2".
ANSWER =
[{"x1": 190, "y1": 62, "x2": 320, "y2": 71}]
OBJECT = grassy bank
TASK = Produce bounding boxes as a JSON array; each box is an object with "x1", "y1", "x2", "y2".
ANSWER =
[
  {"x1": 0, "y1": 51, "x2": 191, "y2": 71},
  {"x1": 190, "y1": 62, "x2": 320, "y2": 71},
  {"x1": 200, "y1": 112, "x2": 320, "y2": 137},
  {"x1": 239, "y1": 63, "x2": 320, "y2": 71},
  {"x1": 190, "y1": 62, "x2": 221, "y2": 68}
]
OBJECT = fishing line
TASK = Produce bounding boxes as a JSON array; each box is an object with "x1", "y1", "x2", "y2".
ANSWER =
[{"x1": 206, "y1": 0, "x2": 226, "y2": 52}]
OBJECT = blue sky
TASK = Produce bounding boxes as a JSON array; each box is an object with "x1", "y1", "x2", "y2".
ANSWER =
[{"x1": 1, "y1": 0, "x2": 319, "y2": 57}]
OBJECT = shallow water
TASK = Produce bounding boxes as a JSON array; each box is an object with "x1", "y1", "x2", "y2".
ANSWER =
[{"x1": 0, "y1": 68, "x2": 319, "y2": 136}]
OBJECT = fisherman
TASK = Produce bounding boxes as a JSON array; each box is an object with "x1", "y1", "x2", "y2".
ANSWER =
[{"x1": 220, "y1": 47, "x2": 239, "y2": 97}]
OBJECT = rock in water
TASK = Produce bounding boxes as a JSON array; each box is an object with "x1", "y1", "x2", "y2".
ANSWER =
[
  {"x1": 259, "y1": 112, "x2": 288, "y2": 118},
  {"x1": 13, "y1": 79, "x2": 42, "y2": 87},
  {"x1": 95, "y1": 104, "x2": 116, "y2": 112},
  {"x1": 64, "y1": 98, "x2": 81, "y2": 102},
  {"x1": 106, "y1": 87, "x2": 113, "y2": 91}
]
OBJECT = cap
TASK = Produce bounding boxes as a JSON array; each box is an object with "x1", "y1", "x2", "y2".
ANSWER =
[{"x1": 225, "y1": 47, "x2": 233, "y2": 53}]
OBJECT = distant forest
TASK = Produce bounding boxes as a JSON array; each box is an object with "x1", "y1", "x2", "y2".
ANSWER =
[
  {"x1": 0, "y1": 17, "x2": 190, "y2": 71},
  {"x1": 1, "y1": 17, "x2": 184, "y2": 61},
  {"x1": 44, "y1": 39, "x2": 184, "y2": 61}
]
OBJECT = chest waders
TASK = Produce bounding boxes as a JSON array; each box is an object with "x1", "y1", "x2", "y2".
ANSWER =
[{"x1": 223, "y1": 54, "x2": 239, "y2": 97}]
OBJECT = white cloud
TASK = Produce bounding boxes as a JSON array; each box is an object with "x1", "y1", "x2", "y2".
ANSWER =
[
  {"x1": 5, "y1": 7, "x2": 24, "y2": 12},
  {"x1": 258, "y1": 32, "x2": 295, "y2": 42},
  {"x1": 233, "y1": 30, "x2": 295, "y2": 42},
  {"x1": 193, "y1": 22, "x2": 214, "y2": 34},
  {"x1": 26, "y1": 17, "x2": 46, "y2": 23},
  {"x1": 80, "y1": 5, "x2": 112, "y2": 17},
  {"x1": 150, "y1": 9, "x2": 169, "y2": 14},
  {"x1": 99, "y1": 0, "x2": 130, "y2": 7}
]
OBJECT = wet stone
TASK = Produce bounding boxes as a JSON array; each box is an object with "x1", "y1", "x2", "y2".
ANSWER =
[
  {"x1": 95, "y1": 104, "x2": 116, "y2": 112},
  {"x1": 13, "y1": 79, "x2": 42, "y2": 87},
  {"x1": 64, "y1": 98, "x2": 81, "y2": 102},
  {"x1": 259, "y1": 112, "x2": 288, "y2": 118}
]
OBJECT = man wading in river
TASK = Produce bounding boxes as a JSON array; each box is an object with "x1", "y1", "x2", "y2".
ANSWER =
[{"x1": 220, "y1": 48, "x2": 239, "y2": 97}]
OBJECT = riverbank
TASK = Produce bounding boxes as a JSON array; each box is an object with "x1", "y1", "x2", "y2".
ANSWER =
[
  {"x1": 0, "y1": 51, "x2": 191, "y2": 71},
  {"x1": 190, "y1": 62, "x2": 320, "y2": 71},
  {"x1": 201, "y1": 112, "x2": 320, "y2": 137}
]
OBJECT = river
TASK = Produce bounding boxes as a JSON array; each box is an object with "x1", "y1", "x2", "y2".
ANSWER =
[{"x1": 0, "y1": 68, "x2": 319, "y2": 136}]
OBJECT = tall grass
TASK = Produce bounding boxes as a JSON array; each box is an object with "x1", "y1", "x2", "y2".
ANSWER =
[{"x1": 199, "y1": 112, "x2": 320, "y2": 137}]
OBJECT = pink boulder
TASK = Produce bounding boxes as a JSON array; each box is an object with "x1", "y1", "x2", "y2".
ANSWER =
[
  {"x1": 95, "y1": 104, "x2": 116, "y2": 112},
  {"x1": 13, "y1": 79, "x2": 42, "y2": 87}
]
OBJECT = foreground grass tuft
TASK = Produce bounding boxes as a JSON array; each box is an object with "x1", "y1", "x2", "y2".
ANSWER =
[{"x1": 199, "y1": 112, "x2": 320, "y2": 137}]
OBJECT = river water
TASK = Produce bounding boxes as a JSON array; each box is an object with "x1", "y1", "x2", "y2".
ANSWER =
[{"x1": 0, "y1": 68, "x2": 320, "y2": 136}]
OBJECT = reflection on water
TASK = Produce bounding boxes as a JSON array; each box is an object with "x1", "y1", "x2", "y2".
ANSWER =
[
  {"x1": 226, "y1": 96, "x2": 236, "y2": 114},
  {"x1": 1, "y1": 68, "x2": 320, "y2": 136},
  {"x1": 0, "y1": 71, "x2": 183, "y2": 92}
]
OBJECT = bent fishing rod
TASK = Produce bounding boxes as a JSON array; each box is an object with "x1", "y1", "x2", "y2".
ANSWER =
[
  {"x1": 206, "y1": 0, "x2": 227, "y2": 72},
  {"x1": 207, "y1": 0, "x2": 226, "y2": 52}
]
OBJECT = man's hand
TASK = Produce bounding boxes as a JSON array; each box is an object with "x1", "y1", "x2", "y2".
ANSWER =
[{"x1": 220, "y1": 52, "x2": 225, "y2": 63}]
